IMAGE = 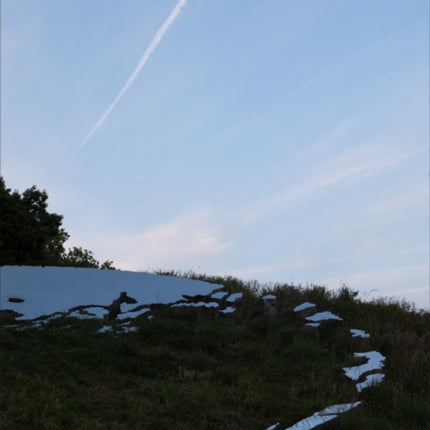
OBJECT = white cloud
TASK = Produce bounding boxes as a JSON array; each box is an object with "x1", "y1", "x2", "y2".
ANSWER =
[
  {"x1": 330, "y1": 185, "x2": 429, "y2": 237},
  {"x1": 319, "y1": 264, "x2": 429, "y2": 307},
  {"x1": 97, "y1": 209, "x2": 232, "y2": 271},
  {"x1": 136, "y1": 173, "x2": 146, "y2": 182},
  {"x1": 365, "y1": 188, "x2": 429, "y2": 216},
  {"x1": 323, "y1": 264, "x2": 428, "y2": 286},
  {"x1": 297, "y1": 120, "x2": 356, "y2": 160},
  {"x1": 387, "y1": 286, "x2": 429, "y2": 296},
  {"x1": 244, "y1": 143, "x2": 420, "y2": 225},
  {"x1": 230, "y1": 254, "x2": 355, "y2": 280}
]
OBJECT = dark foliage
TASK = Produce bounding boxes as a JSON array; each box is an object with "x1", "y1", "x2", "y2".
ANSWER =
[{"x1": 0, "y1": 177, "x2": 115, "y2": 269}]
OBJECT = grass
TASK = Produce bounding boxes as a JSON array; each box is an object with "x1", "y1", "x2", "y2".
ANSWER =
[{"x1": 1, "y1": 272, "x2": 429, "y2": 429}]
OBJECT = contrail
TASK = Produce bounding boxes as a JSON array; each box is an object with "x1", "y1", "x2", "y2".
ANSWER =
[{"x1": 67, "y1": 0, "x2": 187, "y2": 166}]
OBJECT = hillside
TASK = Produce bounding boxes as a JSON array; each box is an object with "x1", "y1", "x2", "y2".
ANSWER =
[{"x1": 1, "y1": 267, "x2": 429, "y2": 429}]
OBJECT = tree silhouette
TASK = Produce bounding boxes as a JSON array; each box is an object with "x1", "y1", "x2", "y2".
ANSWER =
[{"x1": 0, "y1": 177, "x2": 115, "y2": 269}]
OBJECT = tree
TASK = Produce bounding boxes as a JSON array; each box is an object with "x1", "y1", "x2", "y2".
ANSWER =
[
  {"x1": 0, "y1": 177, "x2": 115, "y2": 269},
  {"x1": 60, "y1": 247, "x2": 116, "y2": 270},
  {"x1": 0, "y1": 178, "x2": 69, "y2": 265},
  {"x1": 21, "y1": 185, "x2": 70, "y2": 265},
  {"x1": 100, "y1": 260, "x2": 115, "y2": 270},
  {"x1": 61, "y1": 247, "x2": 101, "y2": 268}
]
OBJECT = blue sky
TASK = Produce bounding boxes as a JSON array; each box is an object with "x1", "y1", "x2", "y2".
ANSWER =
[{"x1": 1, "y1": 0, "x2": 429, "y2": 309}]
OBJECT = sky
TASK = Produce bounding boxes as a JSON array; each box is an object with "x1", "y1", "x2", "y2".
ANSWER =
[{"x1": 1, "y1": 0, "x2": 429, "y2": 309}]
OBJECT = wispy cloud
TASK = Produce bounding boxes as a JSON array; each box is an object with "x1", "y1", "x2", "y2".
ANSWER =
[
  {"x1": 365, "y1": 188, "x2": 429, "y2": 216},
  {"x1": 327, "y1": 264, "x2": 429, "y2": 288},
  {"x1": 319, "y1": 264, "x2": 429, "y2": 305},
  {"x1": 230, "y1": 241, "x2": 429, "y2": 282},
  {"x1": 95, "y1": 209, "x2": 232, "y2": 272},
  {"x1": 230, "y1": 255, "x2": 354, "y2": 280},
  {"x1": 67, "y1": 0, "x2": 187, "y2": 166},
  {"x1": 244, "y1": 144, "x2": 421, "y2": 225},
  {"x1": 297, "y1": 120, "x2": 356, "y2": 160},
  {"x1": 330, "y1": 182, "x2": 429, "y2": 236}
]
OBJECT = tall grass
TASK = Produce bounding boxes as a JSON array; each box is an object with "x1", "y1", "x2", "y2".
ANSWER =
[{"x1": 1, "y1": 273, "x2": 429, "y2": 429}]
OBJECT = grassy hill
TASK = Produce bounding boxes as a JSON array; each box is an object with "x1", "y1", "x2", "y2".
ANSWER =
[{"x1": 1, "y1": 272, "x2": 429, "y2": 429}]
